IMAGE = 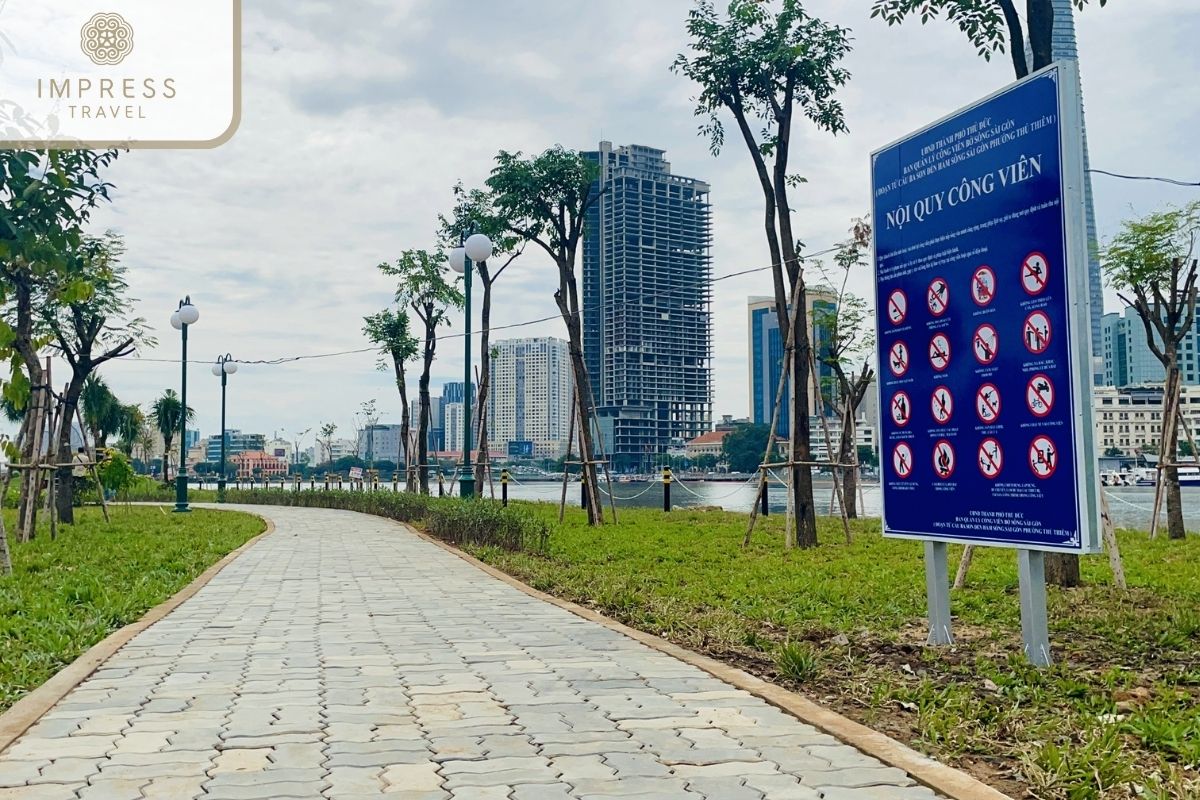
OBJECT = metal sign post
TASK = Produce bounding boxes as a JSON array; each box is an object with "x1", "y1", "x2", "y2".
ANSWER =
[{"x1": 871, "y1": 62, "x2": 1099, "y2": 665}]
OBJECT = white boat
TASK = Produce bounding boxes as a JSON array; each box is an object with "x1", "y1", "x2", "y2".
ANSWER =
[{"x1": 1179, "y1": 466, "x2": 1200, "y2": 487}]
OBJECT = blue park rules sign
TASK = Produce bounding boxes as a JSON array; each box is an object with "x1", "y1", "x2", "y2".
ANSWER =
[{"x1": 872, "y1": 63, "x2": 1100, "y2": 554}]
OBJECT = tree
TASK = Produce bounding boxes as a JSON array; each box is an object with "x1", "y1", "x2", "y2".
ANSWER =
[
  {"x1": 813, "y1": 221, "x2": 875, "y2": 518},
  {"x1": 115, "y1": 404, "x2": 145, "y2": 458},
  {"x1": 316, "y1": 422, "x2": 337, "y2": 468},
  {"x1": 81, "y1": 375, "x2": 124, "y2": 450},
  {"x1": 871, "y1": 0, "x2": 1107, "y2": 80},
  {"x1": 857, "y1": 445, "x2": 879, "y2": 469},
  {"x1": 45, "y1": 232, "x2": 151, "y2": 523},
  {"x1": 364, "y1": 308, "x2": 419, "y2": 488},
  {"x1": 379, "y1": 249, "x2": 462, "y2": 494},
  {"x1": 440, "y1": 183, "x2": 525, "y2": 493},
  {"x1": 1181, "y1": 442, "x2": 1196, "y2": 459},
  {"x1": 1103, "y1": 446, "x2": 1124, "y2": 458},
  {"x1": 355, "y1": 399, "x2": 379, "y2": 469},
  {"x1": 1103, "y1": 202, "x2": 1200, "y2": 541},
  {"x1": 721, "y1": 424, "x2": 772, "y2": 474},
  {"x1": 150, "y1": 389, "x2": 194, "y2": 485},
  {"x1": 487, "y1": 147, "x2": 605, "y2": 524},
  {"x1": 675, "y1": 0, "x2": 852, "y2": 548}
]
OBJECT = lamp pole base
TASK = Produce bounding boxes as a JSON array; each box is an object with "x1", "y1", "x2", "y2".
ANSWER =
[
  {"x1": 217, "y1": 479, "x2": 226, "y2": 504},
  {"x1": 459, "y1": 475, "x2": 476, "y2": 500},
  {"x1": 173, "y1": 474, "x2": 191, "y2": 513}
]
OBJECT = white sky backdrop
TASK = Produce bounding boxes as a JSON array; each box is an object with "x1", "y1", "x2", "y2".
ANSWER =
[{"x1": 35, "y1": 0, "x2": 1200, "y2": 446}]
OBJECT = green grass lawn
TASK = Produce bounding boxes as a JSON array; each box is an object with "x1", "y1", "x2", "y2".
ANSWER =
[
  {"x1": 469, "y1": 506, "x2": 1200, "y2": 800},
  {"x1": 0, "y1": 506, "x2": 264, "y2": 715}
]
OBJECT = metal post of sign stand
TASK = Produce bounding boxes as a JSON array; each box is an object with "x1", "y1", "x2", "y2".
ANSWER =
[
  {"x1": 924, "y1": 542, "x2": 954, "y2": 645},
  {"x1": 1017, "y1": 549, "x2": 1051, "y2": 666}
]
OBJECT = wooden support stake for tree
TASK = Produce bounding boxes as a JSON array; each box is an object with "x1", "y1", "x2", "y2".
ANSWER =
[
  {"x1": 75, "y1": 403, "x2": 109, "y2": 523},
  {"x1": 808, "y1": 344, "x2": 851, "y2": 544},
  {"x1": 953, "y1": 545, "x2": 974, "y2": 590},
  {"x1": 1149, "y1": 375, "x2": 1180, "y2": 539},
  {"x1": 1099, "y1": 490, "x2": 1127, "y2": 590},
  {"x1": 584, "y1": 386, "x2": 619, "y2": 524},
  {"x1": 558, "y1": 400, "x2": 576, "y2": 524}
]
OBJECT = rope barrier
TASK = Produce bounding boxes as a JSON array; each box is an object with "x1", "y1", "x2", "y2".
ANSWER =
[{"x1": 596, "y1": 482, "x2": 659, "y2": 501}]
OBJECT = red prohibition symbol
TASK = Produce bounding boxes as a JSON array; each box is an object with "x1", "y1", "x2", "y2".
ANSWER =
[
  {"x1": 978, "y1": 438, "x2": 1004, "y2": 479},
  {"x1": 887, "y1": 289, "x2": 908, "y2": 326},
  {"x1": 889, "y1": 340, "x2": 911, "y2": 378},
  {"x1": 1024, "y1": 310, "x2": 1052, "y2": 355},
  {"x1": 890, "y1": 391, "x2": 912, "y2": 427},
  {"x1": 972, "y1": 266, "x2": 996, "y2": 307},
  {"x1": 1026, "y1": 373, "x2": 1055, "y2": 418},
  {"x1": 973, "y1": 323, "x2": 999, "y2": 365},
  {"x1": 931, "y1": 386, "x2": 954, "y2": 425},
  {"x1": 932, "y1": 439, "x2": 956, "y2": 480},
  {"x1": 976, "y1": 383, "x2": 1001, "y2": 424},
  {"x1": 1029, "y1": 435, "x2": 1058, "y2": 479},
  {"x1": 1021, "y1": 251, "x2": 1050, "y2": 295},
  {"x1": 927, "y1": 276, "x2": 950, "y2": 317},
  {"x1": 929, "y1": 333, "x2": 951, "y2": 372},
  {"x1": 893, "y1": 442, "x2": 914, "y2": 479}
]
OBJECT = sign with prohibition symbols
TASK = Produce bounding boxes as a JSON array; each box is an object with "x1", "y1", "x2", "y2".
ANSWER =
[
  {"x1": 889, "y1": 341, "x2": 911, "y2": 377},
  {"x1": 927, "y1": 277, "x2": 950, "y2": 317},
  {"x1": 1024, "y1": 310, "x2": 1052, "y2": 355},
  {"x1": 1022, "y1": 251, "x2": 1050, "y2": 295},
  {"x1": 887, "y1": 289, "x2": 908, "y2": 325},
  {"x1": 976, "y1": 383, "x2": 1001, "y2": 424},
  {"x1": 931, "y1": 386, "x2": 954, "y2": 424},
  {"x1": 929, "y1": 333, "x2": 951, "y2": 372},
  {"x1": 972, "y1": 266, "x2": 997, "y2": 307},
  {"x1": 978, "y1": 438, "x2": 1004, "y2": 479},
  {"x1": 891, "y1": 391, "x2": 913, "y2": 427},
  {"x1": 1029, "y1": 435, "x2": 1058, "y2": 479},
  {"x1": 1026, "y1": 373, "x2": 1055, "y2": 418},
  {"x1": 893, "y1": 442, "x2": 914, "y2": 479},
  {"x1": 932, "y1": 439, "x2": 956, "y2": 479},
  {"x1": 973, "y1": 323, "x2": 999, "y2": 365}
]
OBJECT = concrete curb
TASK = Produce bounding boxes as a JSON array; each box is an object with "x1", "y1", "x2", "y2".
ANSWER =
[
  {"x1": 0, "y1": 509, "x2": 274, "y2": 757},
  {"x1": 407, "y1": 523, "x2": 1013, "y2": 800}
]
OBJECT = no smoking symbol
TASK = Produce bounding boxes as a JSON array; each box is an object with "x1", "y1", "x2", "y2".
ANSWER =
[
  {"x1": 887, "y1": 289, "x2": 908, "y2": 326},
  {"x1": 978, "y1": 438, "x2": 1003, "y2": 479},
  {"x1": 933, "y1": 439, "x2": 956, "y2": 480},
  {"x1": 1024, "y1": 310, "x2": 1052, "y2": 355},
  {"x1": 972, "y1": 266, "x2": 996, "y2": 307},
  {"x1": 891, "y1": 391, "x2": 912, "y2": 427},
  {"x1": 1029, "y1": 435, "x2": 1058, "y2": 479},
  {"x1": 893, "y1": 442, "x2": 914, "y2": 479},
  {"x1": 976, "y1": 383, "x2": 1001, "y2": 424},
  {"x1": 889, "y1": 341, "x2": 911, "y2": 378},
  {"x1": 973, "y1": 324, "x2": 999, "y2": 365},
  {"x1": 931, "y1": 386, "x2": 953, "y2": 425},
  {"x1": 929, "y1": 333, "x2": 951, "y2": 372},
  {"x1": 927, "y1": 277, "x2": 949, "y2": 317},
  {"x1": 1022, "y1": 251, "x2": 1050, "y2": 295},
  {"x1": 1026, "y1": 373, "x2": 1055, "y2": 418}
]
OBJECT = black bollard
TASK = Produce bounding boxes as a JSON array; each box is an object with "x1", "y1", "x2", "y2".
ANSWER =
[
  {"x1": 581, "y1": 478, "x2": 588, "y2": 510},
  {"x1": 760, "y1": 479, "x2": 769, "y2": 517},
  {"x1": 662, "y1": 467, "x2": 672, "y2": 512},
  {"x1": 501, "y1": 468, "x2": 509, "y2": 507}
]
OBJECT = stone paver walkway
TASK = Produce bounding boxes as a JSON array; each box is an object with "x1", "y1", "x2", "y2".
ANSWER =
[{"x1": 0, "y1": 506, "x2": 948, "y2": 800}]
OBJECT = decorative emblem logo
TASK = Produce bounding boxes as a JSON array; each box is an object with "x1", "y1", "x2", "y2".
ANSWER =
[{"x1": 80, "y1": 13, "x2": 134, "y2": 66}]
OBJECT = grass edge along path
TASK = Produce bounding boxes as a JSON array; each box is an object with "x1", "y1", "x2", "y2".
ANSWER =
[{"x1": 0, "y1": 506, "x2": 266, "y2": 718}]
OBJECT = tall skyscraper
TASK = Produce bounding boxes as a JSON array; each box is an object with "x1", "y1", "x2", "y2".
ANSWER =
[
  {"x1": 582, "y1": 142, "x2": 713, "y2": 471},
  {"x1": 1046, "y1": 0, "x2": 1104, "y2": 382},
  {"x1": 747, "y1": 290, "x2": 838, "y2": 436},
  {"x1": 487, "y1": 337, "x2": 574, "y2": 459},
  {"x1": 1103, "y1": 306, "x2": 1200, "y2": 388}
]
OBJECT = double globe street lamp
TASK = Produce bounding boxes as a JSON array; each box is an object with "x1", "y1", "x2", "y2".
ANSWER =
[
  {"x1": 448, "y1": 232, "x2": 493, "y2": 500},
  {"x1": 211, "y1": 354, "x2": 238, "y2": 502},
  {"x1": 169, "y1": 297, "x2": 199, "y2": 513}
]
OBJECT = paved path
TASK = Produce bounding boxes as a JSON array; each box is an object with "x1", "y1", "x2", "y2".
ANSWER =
[{"x1": 0, "y1": 506, "x2": 947, "y2": 800}]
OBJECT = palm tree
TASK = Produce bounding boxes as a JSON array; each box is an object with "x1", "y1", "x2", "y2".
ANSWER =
[
  {"x1": 115, "y1": 404, "x2": 145, "y2": 458},
  {"x1": 150, "y1": 389, "x2": 194, "y2": 484},
  {"x1": 81, "y1": 375, "x2": 124, "y2": 449}
]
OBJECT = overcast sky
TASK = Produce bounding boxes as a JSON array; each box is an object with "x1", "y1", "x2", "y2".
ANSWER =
[{"x1": 58, "y1": 0, "x2": 1200, "y2": 447}]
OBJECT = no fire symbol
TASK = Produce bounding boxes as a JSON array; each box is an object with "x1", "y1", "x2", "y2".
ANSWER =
[
  {"x1": 893, "y1": 442, "x2": 914, "y2": 479},
  {"x1": 890, "y1": 391, "x2": 912, "y2": 427},
  {"x1": 927, "y1": 277, "x2": 950, "y2": 317},
  {"x1": 1024, "y1": 310, "x2": 1052, "y2": 355},
  {"x1": 972, "y1": 266, "x2": 996, "y2": 307},
  {"x1": 1022, "y1": 252, "x2": 1050, "y2": 296},
  {"x1": 887, "y1": 289, "x2": 908, "y2": 326},
  {"x1": 929, "y1": 333, "x2": 951, "y2": 372},
  {"x1": 1029, "y1": 435, "x2": 1057, "y2": 479},
  {"x1": 978, "y1": 438, "x2": 1004, "y2": 479},
  {"x1": 931, "y1": 386, "x2": 954, "y2": 424},
  {"x1": 889, "y1": 341, "x2": 911, "y2": 378},
  {"x1": 933, "y1": 439, "x2": 956, "y2": 480},
  {"x1": 973, "y1": 323, "x2": 999, "y2": 366},
  {"x1": 976, "y1": 383, "x2": 1001, "y2": 424},
  {"x1": 1026, "y1": 373, "x2": 1055, "y2": 418}
]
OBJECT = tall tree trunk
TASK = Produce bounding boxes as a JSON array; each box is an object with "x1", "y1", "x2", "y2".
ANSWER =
[
  {"x1": 417, "y1": 336, "x2": 434, "y2": 495},
  {"x1": 54, "y1": 384, "x2": 85, "y2": 525},
  {"x1": 392, "y1": 356, "x2": 414, "y2": 492},
  {"x1": 1162, "y1": 362, "x2": 1186, "y2": 540},
  {"x1": 1026, "y1": 0, "x2": 1055, "y2": 72},
  {"x1": 556, "y1": 261, "x2": 603, "y2": 524},
  {"x1": 14, "y1": 291, "x2": 45, "y2": 542},
  {"x1": 475, "y1": 276, "x2": 493, "y2": 489},
  {"x1": 840, "y1": 410, "x2": 858, "y2": 519}
]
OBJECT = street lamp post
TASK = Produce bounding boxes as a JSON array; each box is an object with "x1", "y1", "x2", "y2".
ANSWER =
[
  {"x1": 448, "y1": 233, "x2": 493, "y2": 500},
  {"x1": 211, "y1": 354, "x2": 238, "y2": 502},
  {"x1": 169, "y1": 297, "x2": 199, "y2": 512}
]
